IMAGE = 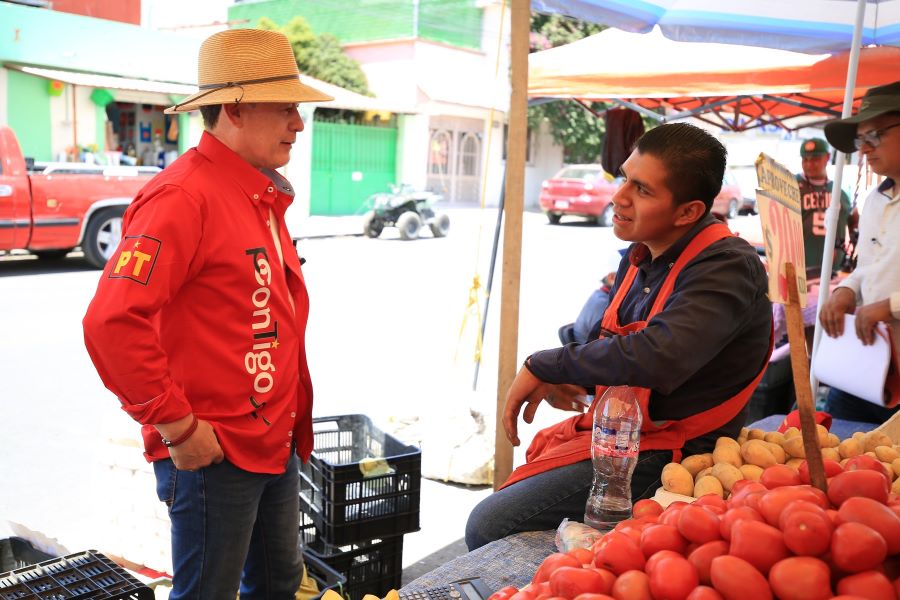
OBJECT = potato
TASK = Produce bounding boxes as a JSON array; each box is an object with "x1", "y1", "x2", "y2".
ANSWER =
[
  {"x1": 892, "y1": 476, "x2": 900, "y2": 495},
  {"x1": 866, "y1": 432, "x2": 894, "y2": 453},
  {"x1": 694, "y1": 475, "x2": 725, "y2": 498},
  {"x1": 825, "y1": 433, "x2": 841, "y2": 448},
  {"x1": 662, "y1": 462, "x2": 694, "y2": 496},
  {"x1": 748, "y1": 428, "x2": 766, "y2": 441},
  {"x1": 765, "y1": 441, "x2": 787, "y2": 464},
  {"x1": 786, "y1": 457, "x2": 805, "y2": 470},
  {"x1": 696, "y1": 466, "x2": 714, "y2": 482},
  {"x1": 822, "y1": 447, "x2": 841, "y2": 462},
  {"x1": 681, "y1": 453, "x2": 714, "y2": 477},
  {"x1": 838, "y1": 438, "x2": 862, "y2": 459},
  {"x1": 740, "y1": 427, "x2": 750, "y2": 439},
  {"x1": 883, "y1": 462, "x2": 896, "y2": 479},
  {"x1": 875, "y1": 445, "x2": 900, "y2": 463},
  {"x1": 716, "y1": 436, "x2": 742, "y2": 451},
  {"x1": 741, "y1": 440, "x2": 776, "y2": 468},
  {"x1": 813, "y1": 424, "x2": 829, "y2": 448},
  {"x1": 892, "y1": 458, "x2": 900, "y2": 478},
  {"x1": 784, "y1": 427, "x2": 801, "y2": 439},
  {"x1": 713, "y1": 444, "x2": 742, "y2": 468},
  {"x1": 739, "y1": 464, "x2": 764, "y2": 482},
  {"x1": 711, "y1": 462, "x2": 744, "y2": 493},
  {"x1": 782, "y1": 435, "x2": 806, "y2": 458},
  {"x1": 764, "y1": 431, "x2": 785, "y2": 445},
  {"x1": 865, "y1": 451, "x2": 878, "y2": 459},
  {"x1": 737, "y1": 436, "x2": 748, "y2": 446}
]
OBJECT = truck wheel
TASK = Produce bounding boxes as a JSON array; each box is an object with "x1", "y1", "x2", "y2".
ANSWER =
[
  {"x1": 32, "y1": 249, "x2": 72, "y2": 261},
  {"x1": 397, "y1": 211, "x2": 422, "y2": 240},
  {"x1": 83, "y1": 206, "x2": 126, "y2": 269},
  {"x1": 429, "y1": 213, "x2": 450, "y2": 238},
  {"x1": 547, "y1": 213, "x2": 561, "y2": 224},
  {"x1": 362, "y1": 211, "x2": 384, "y2": 238}
]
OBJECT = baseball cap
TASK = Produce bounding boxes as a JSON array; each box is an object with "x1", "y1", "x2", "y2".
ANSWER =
[
  {"x1": 824, "y1": 80, "x2": 900, "y2": 153},
  {"x1": 800, "y1": 138, "x2": 829, "y2": 157}
]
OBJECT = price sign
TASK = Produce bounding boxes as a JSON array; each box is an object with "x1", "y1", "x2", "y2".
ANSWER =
[{"x1": 755, "y1": 153, "x2": 806, "y2": 306}]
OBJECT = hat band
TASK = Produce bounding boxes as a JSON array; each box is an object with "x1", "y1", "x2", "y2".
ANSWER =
[{"x1": 172, "y1": 73, "x2": 300, "y2": 111}]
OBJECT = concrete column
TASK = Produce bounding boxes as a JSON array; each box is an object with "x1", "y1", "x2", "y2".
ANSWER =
[{"x1": 397, "y1": 113, "x2": 429, "y2": 190}]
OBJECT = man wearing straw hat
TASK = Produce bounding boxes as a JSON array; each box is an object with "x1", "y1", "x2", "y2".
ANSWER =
[
  {"x1": 83, "y1": 29, "x2": 333, "y2": 599},
  {"x1": 819, "y1": 80, "x2": 900, "y2": 424}
]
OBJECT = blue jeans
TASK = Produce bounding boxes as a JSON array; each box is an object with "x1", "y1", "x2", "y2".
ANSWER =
[
  {"x1": 464, "y1": 450, "x2": 672, "y2": 551},
  {"x1": 154, "y1": 453, "x2": 302, "y2": 600},
  {"x1": 824, "y1": 386, "x2": 900, "y2": 425}
]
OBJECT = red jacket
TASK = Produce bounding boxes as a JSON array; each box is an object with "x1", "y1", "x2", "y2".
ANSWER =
[
  {"x1": 502, "y1": 223, "x2": 772, "y2": 489},
  {"x1": 83, "y1": 133, "x2": 313, "y2": 474}
]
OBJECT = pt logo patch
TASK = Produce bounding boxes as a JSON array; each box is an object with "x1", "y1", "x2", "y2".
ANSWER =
[{"x1": 109, "y1": 235, "x2": 160, "y2": 285}]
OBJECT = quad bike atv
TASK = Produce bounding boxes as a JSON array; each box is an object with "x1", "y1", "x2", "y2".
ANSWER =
[{"x1": 361, "y1": 184, "x2": 450, "y2": 240}]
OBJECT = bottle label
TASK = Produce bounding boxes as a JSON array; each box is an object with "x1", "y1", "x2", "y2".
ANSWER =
[{"x1": 596, "y1": 422, "x2": 635, "y2": 457}]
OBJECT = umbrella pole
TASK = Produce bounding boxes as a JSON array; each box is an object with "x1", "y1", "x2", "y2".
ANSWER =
[
  {"x1": 473, "y1": 167, "x2": 506, "y2": 391},
  {"x1": 810, "y1": 0, "x2": 867, "y2": 392}
]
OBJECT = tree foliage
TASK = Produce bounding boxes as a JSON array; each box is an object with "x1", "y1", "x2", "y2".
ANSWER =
[
  {"x1": 528, "y1": 13, "x2": 607, "y2": 164},
  {"x1": 258, "y1": 16, "x2": 372, "y2": 96}
]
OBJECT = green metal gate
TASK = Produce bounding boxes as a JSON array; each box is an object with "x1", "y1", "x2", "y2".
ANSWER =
[{"x1": 310, "y1": 121, "x2": 398, "y2": 216}]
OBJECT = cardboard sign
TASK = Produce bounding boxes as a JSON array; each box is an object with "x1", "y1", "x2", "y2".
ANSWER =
[{"x1": 755, "y1": 153, "x2": 806, "y2": 306}]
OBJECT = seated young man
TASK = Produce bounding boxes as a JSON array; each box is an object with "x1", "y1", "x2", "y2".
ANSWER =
[{"x1": 466, "y1": 123, "x2": 772, "y2": 550}]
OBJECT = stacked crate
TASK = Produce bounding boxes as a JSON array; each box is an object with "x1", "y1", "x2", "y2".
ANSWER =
[{"x1": 300, "y1": 415, "x2": 422, "y2": 600}]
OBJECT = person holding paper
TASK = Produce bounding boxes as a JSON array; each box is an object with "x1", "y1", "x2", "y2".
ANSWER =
[
  {"x1": 465, "y1": 123, "x2": 772, "y2": 550},
  {"x1": 820, "y1": 80, "x2": 900, "y2": 423}
]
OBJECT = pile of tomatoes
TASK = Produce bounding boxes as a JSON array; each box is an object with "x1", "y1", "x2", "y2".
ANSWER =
[{"x1": 488, "y1": 457, "x2": 900, "y2": 600}]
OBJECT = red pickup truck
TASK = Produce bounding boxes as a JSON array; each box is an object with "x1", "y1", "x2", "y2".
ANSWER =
[{"x1": 0, "y1": 126, "x2": 159, "y2": 268}]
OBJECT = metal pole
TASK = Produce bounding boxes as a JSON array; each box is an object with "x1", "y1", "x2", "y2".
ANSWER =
[
  {"x1": 473, "y1": 168, "x2": 507, "y2": 391},
  {"x1": 810, "y1": 0, "x2": 867, "y2": 391}
]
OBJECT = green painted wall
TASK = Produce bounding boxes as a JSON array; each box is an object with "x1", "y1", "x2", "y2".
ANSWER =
[
  {"x1": 7, "y1": 70, "x2": 51, "y2": 161},
  {"x1": 229, "y1": 0, "x2": 482, "y2": 49}
]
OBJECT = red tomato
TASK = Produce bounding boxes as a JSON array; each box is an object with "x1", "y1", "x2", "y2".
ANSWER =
[
  {"x1": 510, "y1": 592, "x2": 536, "y2": 600},
  {"x1": 610, "y1": 569, "x2": 652, "y2": 600},
  {"x1": 593, "y1": 532, "x2": 646, "y2": 575},
  {"x1": 776, "y1": 500, "x2": 829, "y2": 530},
  {"x1": 694, "y1": 494, "x2": 728, "y2": 514},
  {"x1": 719, "y1": 507, "x2": 764, "y2": 542},
  {"x1": 831, "y1": 522, "x2": 889, "y2": 573},
  {"x1": 838, "y1": 496, "x2": 900, "y2": 554},
  {"x1": 767, "y1": 557, "x2": 832, "y2": 600},
  {"x1": 843, "y1": 455, "x2": 892, "y2": 481},
  {"x1": 639, "y1": 524, "x2": 688, "y2": 558},
  {"x1": 677, "y1": 505, "x2": 722, "y2": 544},
  {"x1": 488, "y1": 586, "x2": 519, "y2": 600},
  {"x1": 741, "y1": 490, "x2": 767, "y2": 514},
  {"x1": 660, "y1": 504, "x2": 687, "y2": 528},
  {"x1": 531, "y1": 582, "x2": 551, "y2": 598},
  {"x1": 589, "y1": 569, "x2": 618, "y2": 594},
  {"x1": 729, "y1": 481, "x2": 767, "y2": 506},
  {"x1": 645, "y1": 550, "x2": 685, "y2": 576},
  {"x1": 836, "y1": 571, "x2": 894, "y2": 599},
  {"x1": 828, "y1": 470, "x2": 891, "y2": 507},
  {"x1": 685, "y1": 586, "x2": 724, "y2": 600},
  {"x1": 688, "y1": 540, "x2": 729, "y2": 585},
  {"x1": 798, "y1": 459, "x2": 843, "y2": 484},
  {"x1": 710, "y1": 555, "x2": 773, "y2": 600},
  {"x1": 649, "y1": 555, "x2": 699, "y2": 600},
  {"x1": 533, "y1": 553, "x2": 582, "y2": 584},
  {"x1": 549, "y1": 567, "x2": 613, "y2": 598},
  {"x1": 572, "y1": 595, "x2": 616, "y2": 600},
  {"x1": 757, "y1": 486, "x2": 828, "y2": 527},
  {"x1": 633, "y1": 499, "x2": 664, "y2": 520},
  {"x1": 568, "y1": 547, "x2": 595, "y2": 566},
  {"x1": 615, "y1": 525, "x2": 645, "y2": 546},
  {"x1": 759, "y1": 464, "x2": 802, "y2": 489},
  {"x1": 781, "y1": 510, "x2": 833, "y2": 556},
  {"x1": 728, "y1": 519, "x2": 789, "y2": 575}
]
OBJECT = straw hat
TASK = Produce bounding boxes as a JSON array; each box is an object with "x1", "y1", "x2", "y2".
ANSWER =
[{"x1": 166, "y1": 29, "x2": 333, "y2": 114}]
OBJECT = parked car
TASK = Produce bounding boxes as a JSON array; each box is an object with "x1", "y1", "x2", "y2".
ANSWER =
[
  {"x1": 712, "y1": 171, "x2": 756, "y2": 218},
  {"x1": 539, "y1": 164, "x2": 620, "y2": 226}
]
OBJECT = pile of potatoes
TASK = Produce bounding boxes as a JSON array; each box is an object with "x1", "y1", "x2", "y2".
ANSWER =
[{"x1": 660, "y1": 425, "x2": 900, "y2": 498}]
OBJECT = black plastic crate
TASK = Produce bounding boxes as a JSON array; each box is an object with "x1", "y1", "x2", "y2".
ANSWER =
[
  {"x1": 0, "y1": 539, "x2": 54, "y2": 573},
  {"x1": 300, "y1": 414, "x2": 421, "y2": 546},
  {"x1": 303, "y1": 538, "x2": 403, "y2": 600},
  {"x1": 303, "y1": 552, "x2": 346, "y2": 600},
  {"x1": 0, "y1": 549, "x2": 154, "y2": 600}
]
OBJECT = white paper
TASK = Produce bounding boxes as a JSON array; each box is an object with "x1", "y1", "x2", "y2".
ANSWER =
[{"x1": 812, "y1": 313, "x2": 891, "y2": 405}]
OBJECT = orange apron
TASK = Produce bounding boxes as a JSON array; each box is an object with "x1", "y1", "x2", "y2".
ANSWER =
[{"x1": 501, "y1": 223, "x2": 772, "y2": 490}]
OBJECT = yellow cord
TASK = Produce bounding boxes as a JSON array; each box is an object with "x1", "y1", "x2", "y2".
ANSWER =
[{"x1": 455, "y1": 0, "x2": 507, "y2": 366}]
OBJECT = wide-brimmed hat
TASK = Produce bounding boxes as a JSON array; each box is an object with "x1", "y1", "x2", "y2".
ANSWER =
[
  {"x1": 800, "y1": 138, "x2": 829, "y2": 157},
  {"x1": 166, "y1": 29, "x2": 333, "y2": 114},
  {"x1": 824, "y1": 80, "x2": 900, "y2": 153}
]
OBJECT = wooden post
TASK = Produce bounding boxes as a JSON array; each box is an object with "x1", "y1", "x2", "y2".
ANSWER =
[
  {"x1": 784, "y1": 262, "x2": 827, "y2": 492},
  {"x1": 493, "y1": 0, "x2": 528, "y2": 490}
]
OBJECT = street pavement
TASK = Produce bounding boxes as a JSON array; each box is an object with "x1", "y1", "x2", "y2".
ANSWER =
[{"x1": 0, "y1": 206, "x2": 761, "y2": 584}]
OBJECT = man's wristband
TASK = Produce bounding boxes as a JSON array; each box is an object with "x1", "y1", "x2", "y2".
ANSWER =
[{"x1": 161, "y1": 415, "x2": 199, "y2": 448}]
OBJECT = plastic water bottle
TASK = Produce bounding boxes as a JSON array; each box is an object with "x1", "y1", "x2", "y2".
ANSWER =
[{"x1": 584, "y1": 385, "x2": 642, "y2": 531}]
